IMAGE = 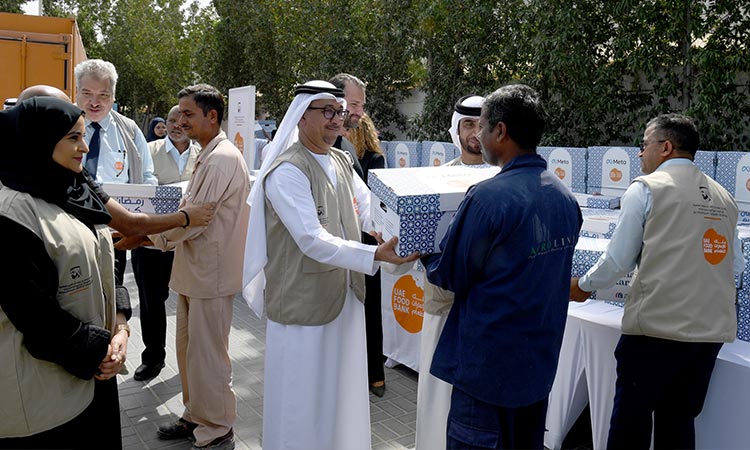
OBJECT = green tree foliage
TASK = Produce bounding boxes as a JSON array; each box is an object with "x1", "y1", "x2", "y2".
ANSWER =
[
  {"x1": 32, "y1": 0, "x2": 750, "y2": 149},
  {"x1": 211, "y1": 0, "x2": 418, "y2": 139},
  {"x1": 0, "y1": 0, "x2": 25, "y2": 13},
  {"x1": 43, "y1": 0, "x2": 216, "y2": 124}
]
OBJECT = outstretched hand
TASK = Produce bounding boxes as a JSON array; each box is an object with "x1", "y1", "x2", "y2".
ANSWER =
[{"x1": 372, "y1": 233, "x2": 420, "y2": 265}]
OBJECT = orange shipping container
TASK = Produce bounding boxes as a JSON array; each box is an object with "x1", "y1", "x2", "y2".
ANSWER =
[{"x1": 0, "y1": 12, "x2": 87, "y2": 105}]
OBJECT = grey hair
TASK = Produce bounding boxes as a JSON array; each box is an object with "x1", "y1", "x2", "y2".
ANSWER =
[
  {"x1": 329, "y1": 73, "x2": 366, "y2": 92},
  {"x1": 75, "y1": 59, "x2": 119, "y2": 97}
]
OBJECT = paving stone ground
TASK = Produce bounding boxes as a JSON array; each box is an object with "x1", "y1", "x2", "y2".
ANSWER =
[{"x1": 118, "y1": 260, "x2": 419, "y2": 450}]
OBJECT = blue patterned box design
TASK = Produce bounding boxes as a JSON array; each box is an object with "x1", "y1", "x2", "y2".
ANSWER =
[
  {"x1": 574, "y1": 193, "x2": 620, "y2": 209},
  {"x1": 586, "y1": 146, "x2": 641, "y2": 195},
  {"x1": 714, "y1": 152, "x2": 750, "y2": 224},
  {"x1": 694, "y1": 150, "x2": 716, "y2": 178},
  {"x1": 103, "y1": 183, "x2": 183, "y2": 214},
  {"x1": 537, "y1": 146, "x2": 587, "y2": 193},
  {"x1": 386, "y1": 141, "x2": 422, "y2": 168},
  {"x1": 421, "y1": 141, "x2": 460, "y2": 167},
  {"x1": 571, "y1": 238, "x2": 630, "y2": 306},
  {"x1": 733, "y1": 232, "x2": 750, "y2": 341}
]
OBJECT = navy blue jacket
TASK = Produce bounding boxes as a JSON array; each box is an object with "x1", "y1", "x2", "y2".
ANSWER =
[{"x1": 424, "y1": 153, "x2": 582, "y2": 407}]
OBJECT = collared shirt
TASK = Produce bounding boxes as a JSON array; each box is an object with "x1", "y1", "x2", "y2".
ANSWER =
[
  {"x1": 264, "y1": 151, "x2": 378, "y2": 276},
  {"x1": 83, "y1": 112, "x2": 157, "y2": 184},
  {"x1": 165, "y1": 137, "x2": 196, "y2": 176},
  {"x1": 579, "y1": 158, "x2": 745, "y2": 292}
]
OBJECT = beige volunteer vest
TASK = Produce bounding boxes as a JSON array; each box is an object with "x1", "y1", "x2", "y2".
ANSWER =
[
  {"x1": 625, "y1": 164, "x2": 738, "y2": 342},
  {"x1": 0, "y1": 188, "x2": 116, "y2": 437},
  {"x1": 148, "y1": 139, "x2": 198, "y2": 184},
  {"x1": 264, "y1": 142, "x2": 365, "y2": 325}
]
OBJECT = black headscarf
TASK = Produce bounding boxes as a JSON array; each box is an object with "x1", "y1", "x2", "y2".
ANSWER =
[
  {"x1": 146, "y1": 116, "x2": 166, "y2": 142},
  {"x1": 0, "y1": 97, "x2": 111, "y2": 227}
]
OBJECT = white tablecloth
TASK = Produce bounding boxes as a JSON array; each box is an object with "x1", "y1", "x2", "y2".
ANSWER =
[{"x1": 546, "y1": 301, "x2": 750, "y2": 450}]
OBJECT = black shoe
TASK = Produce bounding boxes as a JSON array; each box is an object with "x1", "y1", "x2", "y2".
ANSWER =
[
  {"x1": 191, "y1": 429, "x2": 235, "y2": 450},
  {"x1": 157, "y1": 418, "x2": 198, "y2": 440},
  {"x1": 369, "y1": 381, "x2": 386, "y2": 398},
  {"x1": 134, "y1": 362, "x2": 165, "y2": 381}
]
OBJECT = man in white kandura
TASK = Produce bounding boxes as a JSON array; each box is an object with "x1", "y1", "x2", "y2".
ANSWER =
[{"x1": 242, "y1": 80, "x2": 418, "y2": 450}]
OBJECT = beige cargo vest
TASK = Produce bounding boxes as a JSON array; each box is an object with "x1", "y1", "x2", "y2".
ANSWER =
[
  {"x1": 626, "y1": 164, "x2": 738, "y2": 342},
  {"x1": 263, "y1": 142, "x2": 365, "y2": 325},
  {"x1": 148, "y1": 139, "x2": 198, "y2": 184},
  {"x1": 0, "y1": 188, "x2": 116, "y2": 437}
]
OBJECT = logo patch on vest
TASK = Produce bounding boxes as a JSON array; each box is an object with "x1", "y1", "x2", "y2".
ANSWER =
[
  {"x1": 703, "y1": 228, "x2": 728, "y2": 265},
  {"x1": 59, "y1": 265, "x2": 93, "y2": 295}
]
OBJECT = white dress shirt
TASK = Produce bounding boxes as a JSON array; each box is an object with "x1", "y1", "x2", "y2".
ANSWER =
[
  {"x1": 265, "y1": 151, "x2": 378, "y2": 276},
  {"x1": 579, "y1": 158, "x2": 745, "y2": 292},
  {"x1": 83, "y1": 112, "x2": 157, "y2": 185},
  {"x1": 165, "y1": 137, "x2": 195, "y2": 176}
]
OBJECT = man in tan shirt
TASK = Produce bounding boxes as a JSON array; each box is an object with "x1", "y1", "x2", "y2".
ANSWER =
[
  {"x1": 132, "y1": 105, "x2": 200, "y2": 381},
  {"x1": 151, "y1": 84, "x2": 249, "y2": 450}
]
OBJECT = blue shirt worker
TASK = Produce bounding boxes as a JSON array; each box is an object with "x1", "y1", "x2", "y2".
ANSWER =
[
  {"x1": 570, "y1": 114, "x2": 743, "y2": 450},
  {"x1": 423, "y1": 84, "x2": 582, "y2": 450}
]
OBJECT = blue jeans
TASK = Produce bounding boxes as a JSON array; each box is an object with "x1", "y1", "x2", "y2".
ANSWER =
[{"x1": 446, "y1": 387, "x2": 548, "y2": 450}]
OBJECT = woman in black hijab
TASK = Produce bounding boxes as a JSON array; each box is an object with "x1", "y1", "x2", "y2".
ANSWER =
[
  {"x1": 146, "y1": 116, "x2": 167, "y2": 142},
  {"x1": 0, "y1": 97, "x2": 128, "y2": 449}
]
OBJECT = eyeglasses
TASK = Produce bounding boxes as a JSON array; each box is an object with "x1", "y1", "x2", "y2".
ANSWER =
[
  {"x1": 307, "y1": 106, "x2": 349, "y2": 121},
  {"x1": 639, "y1": 139, "x2": 666, "y2": 151}
]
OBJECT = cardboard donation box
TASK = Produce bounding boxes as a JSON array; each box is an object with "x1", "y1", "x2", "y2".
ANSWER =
[
  {"x1": 572, "y1": 237, "x2": 633, "y2": 306},
  {"x1": 579, "y1": 208, "x2": 619, "y2": 239},
  {"x1": 102, "y1": 182, "x2": 186, "y2": 214},
  {"x1": 369, "y1": 166, "x2": 500, "y2": 257},
  {"x1": 574, "y1": 193, "x2": 620, "y2": 210},
  {"x1": 586, "y1": 146, "x2": 641, "y2": 196},
  {"x1": 715, "y1": 151, "x2": 750, "y2": 224},
  {"x1": 421, "y1": 141, "x2": 459, "y2": 167},
  {"x1": 537, "y1": 147, "x2": 587, "y2": 193},
  {"x1": 385, "y1": 141, "x2": 422, "y2": 168}
]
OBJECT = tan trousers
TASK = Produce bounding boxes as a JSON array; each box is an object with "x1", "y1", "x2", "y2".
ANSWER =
[{"x1": 176, "y1": 294, "x2": 236, "y2": 446}]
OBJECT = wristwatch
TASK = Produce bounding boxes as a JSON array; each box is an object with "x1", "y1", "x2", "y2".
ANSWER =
[{"x1": 115, "y1": 323, "x2": 131, "y2": 337}]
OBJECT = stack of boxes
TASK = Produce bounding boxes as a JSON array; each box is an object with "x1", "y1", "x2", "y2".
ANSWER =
[{"x1": 369, "y1": 141, "x2": 748, "y2": 341}]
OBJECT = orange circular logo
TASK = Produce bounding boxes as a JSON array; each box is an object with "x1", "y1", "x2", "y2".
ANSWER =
[
  {"x1": 703, "y1": 228, "x2": 728, "y2": 265},
  {"x1": 745, "y1": 178, "x2": 750, "y2": 192},
  {"x1": 399, "y1": 157, "x2": 406, "y2": 167},
  {"x1": 114, "y1": 161, "x2": 124, "y2": 171},
  {"x1": 554, "y1": 167, "x2": 566, "y2": 180},
  {"x1": 391, "y1": 274, "x2": 424, "y2": 333},
  {"x1": 609, "y1": 168, "x2": 622, "y2": 182},
  {"x1": 433, "y1": 158, "x2": 441, "y2": 166}
]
